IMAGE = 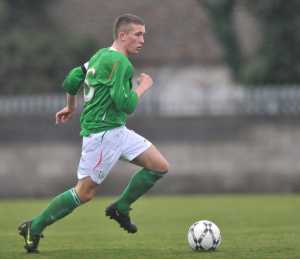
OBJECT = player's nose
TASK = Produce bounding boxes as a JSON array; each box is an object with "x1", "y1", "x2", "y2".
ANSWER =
[{"x1": 140, "y1": 36, "x2": 144, "y2": 44}]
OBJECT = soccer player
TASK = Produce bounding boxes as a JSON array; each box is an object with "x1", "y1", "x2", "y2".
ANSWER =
[{"x1": 18, "y1": 13, "x2": 169, "y2": 253}]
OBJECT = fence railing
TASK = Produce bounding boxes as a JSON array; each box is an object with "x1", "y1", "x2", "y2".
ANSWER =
[{"x1": 1, "y1": 87, "x2": 300, "y2": 116}]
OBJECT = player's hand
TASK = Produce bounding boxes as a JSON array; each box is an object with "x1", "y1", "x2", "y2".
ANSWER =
[
  {"x1": 55, "y1": 106, "x2": 75, "y2": 124},
  {"x1": 135, "y1": 73, "x2": 153, "y2": 98},
  {"x1": 138, "y1": 73, "x2": 153, "y2": 90}
]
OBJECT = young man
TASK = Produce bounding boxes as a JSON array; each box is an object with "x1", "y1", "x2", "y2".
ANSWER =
[{"x1": 18, "y1": 13, "x2": 169, "y2": 253}]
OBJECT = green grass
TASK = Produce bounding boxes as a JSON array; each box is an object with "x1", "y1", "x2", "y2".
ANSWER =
[{"x1": 0, "y1": 195, "x2": 299, "y2": 259}]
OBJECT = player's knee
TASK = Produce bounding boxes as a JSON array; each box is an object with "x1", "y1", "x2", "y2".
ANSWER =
[
  {"x1": 75, "y1": 177, "x2": 98, "y2": 203},
  {"x1": 78, "y1": 191, "x2": 95, "y2": 203},
  {"x1": 76, "y1": 186, "x2": 97, "y2": 203}
]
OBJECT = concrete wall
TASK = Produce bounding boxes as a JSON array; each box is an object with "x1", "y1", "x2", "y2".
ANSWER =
[{"x1": 1, "y1": 115, "x2": 299, "y2": 197}]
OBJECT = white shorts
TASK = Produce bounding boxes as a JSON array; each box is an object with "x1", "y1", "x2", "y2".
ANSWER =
[{"x1": 77, "y1": 126, "x2": 152, "y2": 184}]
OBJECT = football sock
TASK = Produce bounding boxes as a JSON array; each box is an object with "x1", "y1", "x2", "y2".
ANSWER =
[
  {"x1": 31, "y1": 188, "x2": 82, "y2": 235},
  {"x1": 115, "y1": 168, "x2": 165, "y2": 214}
]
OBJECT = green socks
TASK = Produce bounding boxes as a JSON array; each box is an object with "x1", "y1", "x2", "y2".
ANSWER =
[
  {"x1": 30, "y1": 169, "x2": 165, "y2": 234},
  {"x1": 115, "y1": 168, "x2": 165, "y2": 214},
  {"x1": 31, "y1": 188, "x2": 82, "y2": 235}
]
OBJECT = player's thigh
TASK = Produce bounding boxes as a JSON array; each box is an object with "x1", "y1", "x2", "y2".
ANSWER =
[{"x1": 131, "y1": 144, "x2": 169, "y2": 173}]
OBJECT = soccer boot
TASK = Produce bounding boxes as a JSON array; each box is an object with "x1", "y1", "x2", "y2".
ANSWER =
[
  {"x1": 105, "y1": 203, "x2": 137, "y2": 233},
  {"x1": 18, "y1": 221, "x2": 44, "y2": 253}
]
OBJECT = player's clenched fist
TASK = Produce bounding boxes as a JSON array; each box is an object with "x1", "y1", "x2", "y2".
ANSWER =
[
  {"x1": 138, "y1": 73, "x2": 153, "y2": 90},
  {"x1": 135, "y1": 73, "x2": 153, "y2": 98}
]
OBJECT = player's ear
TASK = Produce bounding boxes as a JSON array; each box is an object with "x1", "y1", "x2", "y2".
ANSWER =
[{"x1": 119, "y1": 31, "x2": 127, "y2": 42}]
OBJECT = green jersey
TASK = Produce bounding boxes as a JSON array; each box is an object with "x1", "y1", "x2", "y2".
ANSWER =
[{"x1": 62, "y1": 48, "x2": 139, "y2": 136}]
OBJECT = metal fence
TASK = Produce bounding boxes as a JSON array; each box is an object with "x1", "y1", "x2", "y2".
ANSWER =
[{"x1": 1, "y1": 87, "x2": 300, "y2": 116}]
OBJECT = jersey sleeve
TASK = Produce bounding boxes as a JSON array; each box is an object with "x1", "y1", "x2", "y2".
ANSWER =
[
  {"x1": 109, "y1": 59, "x2": 138, "y2": 114},
  {"x1": 62, "y1": 65, "x2": 87, "y2": 95}
]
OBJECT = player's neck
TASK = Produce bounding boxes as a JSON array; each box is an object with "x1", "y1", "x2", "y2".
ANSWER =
[{"x1": 110, "y1": 42, "x2": 128, "y2": 56}]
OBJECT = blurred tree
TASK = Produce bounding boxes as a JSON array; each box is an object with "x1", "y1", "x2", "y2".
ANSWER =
[
  {"x1": 0, "y1": 0, "x2": 97, "y2": 95},
  {"x1": 199, "y1": 0, "x2": 300, "y2": 86},
  {"x1": 243, "y1": 0, "x2": 300, "y2": 86},
  {"x1": 201, "y1": 0, "x2": 242, "y2": 82}
]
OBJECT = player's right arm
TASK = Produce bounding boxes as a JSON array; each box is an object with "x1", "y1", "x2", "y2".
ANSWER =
[
  {"x1": 55, "y1": 94, "x2": 76, "y2": 124},
  {"x1": 62, "y1": 64, "x2": 88, "y2": 95},
  {"x1": 56, "y1": 64, "x2": 88, "y2": 124}
]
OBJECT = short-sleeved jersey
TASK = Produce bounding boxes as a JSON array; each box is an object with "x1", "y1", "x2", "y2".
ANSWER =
[{"x1": 62, "y1": 48, "x2": 139, "y2": 136}]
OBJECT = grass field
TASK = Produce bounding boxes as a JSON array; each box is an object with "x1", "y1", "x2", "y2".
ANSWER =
[{"x1": 0, "y1": 195, "x2": 299, "y2": 259}]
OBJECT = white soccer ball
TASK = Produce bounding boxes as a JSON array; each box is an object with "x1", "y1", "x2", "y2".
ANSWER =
[{"x1": 187, "y1": 220, "x2": 221, "y2": 251}]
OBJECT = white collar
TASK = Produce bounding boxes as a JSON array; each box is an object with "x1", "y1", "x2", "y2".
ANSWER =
[{"x1": 109, "y1": 46, "x2": 118, "y2": 51}]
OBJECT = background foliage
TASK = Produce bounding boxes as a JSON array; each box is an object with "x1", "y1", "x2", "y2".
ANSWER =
[
  {"x1": 201, "y1": 0, "x2": 300, "y2": 86},
  {"x1": 1, "y1": 0, "x2": 300, "y2": 95},
  {"x1": 0, "y1": 0, "x2": 97, "y2": 95}
]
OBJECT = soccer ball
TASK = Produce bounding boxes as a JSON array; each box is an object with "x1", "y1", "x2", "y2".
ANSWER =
[{"x1": 187, "y1": 220, "x2": 221, "y2": 251}]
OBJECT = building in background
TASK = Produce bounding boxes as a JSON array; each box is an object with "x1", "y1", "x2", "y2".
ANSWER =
[{"x1": 0, "y1": 1, "x2": 300, "y2": 197}]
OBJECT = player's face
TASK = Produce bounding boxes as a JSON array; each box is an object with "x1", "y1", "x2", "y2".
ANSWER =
[{"x1": 123, "y1": 24, "x2": 145, "y2": 55}]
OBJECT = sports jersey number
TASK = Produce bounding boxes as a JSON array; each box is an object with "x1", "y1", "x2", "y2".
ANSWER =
[{"x1": 84, "y1": 68, "x2": 96, "y2": 102}]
